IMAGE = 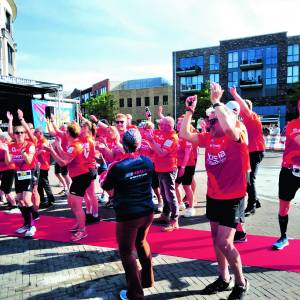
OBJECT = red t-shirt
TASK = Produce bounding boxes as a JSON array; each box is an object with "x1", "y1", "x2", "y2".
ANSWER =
[
  {"x1": 80, "y1": 135, "x2": 96, "y2": 169},
  {"x1": 198, "y1": 126, "x2": 249, "y2": 200},
  {"x1": 242, "y1": 112, "x2": 265, "y2": 152},
  {"x1": 9, "y1": 141, "x2": 36, "y2": 171},
  {"x1": 153, "y1": 130, "x2": 178, "y2": 173},
  {"x1": 67, "y1": 140, "x2": 90, "y2": 178},
  {"x1": 57, "y1": 131, "x2": 69, "y2": 151},
  {"x1": 177, "y1": 138, "x2": 195, "y2": 167},
  {"x1": 282, "y1": 118, "x2": 300, "y2": 168},
  {"x1": 36, "y1": 137, "x2": 51, "y2": 170},
  {"x1": 0, "y1": 148, "x2": 10, "y2": 171}
]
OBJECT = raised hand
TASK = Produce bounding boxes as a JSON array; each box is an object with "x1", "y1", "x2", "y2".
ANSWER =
[
  {"x1": 229, "y1": 86, "x2": 237, "y2": 97},
  {"x1": 17, "y1": 109, "x2": 24, "y2": 120},
  {"x1": 210, "y1": 82, "x2": 224, "y2": 104},
  {"x1": 185, "y1": 95, "x2": 197, "y2": 111},
  {"x1": 6, "y1": 111, "x2": 13, "y2": 121},
  {"x1": 90, "y1": 115, "x2": 98, "y2": 123}
]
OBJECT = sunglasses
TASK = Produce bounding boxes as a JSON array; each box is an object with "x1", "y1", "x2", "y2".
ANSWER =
[
  {"x1": 15, "y1": 131, "x2": 25, "y2": 135},
  {"x1": 208, "y1": 118, "x2": 218, "y2": 126},
  {"x1": 116, "y1": 120, "x2": 124, "y2": 124}
]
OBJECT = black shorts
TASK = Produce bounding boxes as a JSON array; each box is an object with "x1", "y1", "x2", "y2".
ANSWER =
[
  {"x1": 69, "y1": 172, "x2": 92, "y2": 197},
  {"x1": 175, "y1": 166, "x2": 196, "y2": 185},
  {"x1": 89, "y1": 168, "x2": 97, "y2": 180},
  {"x1": 152, "y1": 171, "x2": 159, "y2": 189},
  {"x1": 55, "y1": 163, "x2": 68, "y2": 176},
  {"x1": 206, "y1": 196, "x2": 245, "y2": 229},
  {"x1": 279, "y1": 167, "x2": 300, "y2": 201},
  {"x1": 14, "y1": 170, "x2": 34, "y2": 194},
  {"x1": 0, "y1": 169, "x2": 15, "y2": 194}
]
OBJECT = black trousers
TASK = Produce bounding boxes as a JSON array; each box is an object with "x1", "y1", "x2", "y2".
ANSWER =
[
  {"x1": 38, "y1": 169, "x2": 55, "y2": 203},
  {"x1": 247, "y1": 151, "x2": 264, "y2": 206}
]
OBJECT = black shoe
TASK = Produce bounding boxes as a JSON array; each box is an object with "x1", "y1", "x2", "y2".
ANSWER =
[
  {"x1": 32, "y1": 210, "x2": 40, "y2": 221},
  {"x1": 201, "y1": 276, "x2": 234, "y2": 295},
  {"x1": 227, "y1": 279, "x2": 249, "y2": 300},
  {"x1": 85, "y1": 213, "x2": 93, "y2": 224},
  {"x1": 234, "y1": 231, "x2": 247, "y2": 243},
  {"x1": 39, "y1": 202, "x2": 53, "y2": 209},
  {"x1": 244, "y1": 206, "x2": 255, "y2": 217},
  {"x1": 255, "y1": 200, "x2": 261, "y2": 209}
]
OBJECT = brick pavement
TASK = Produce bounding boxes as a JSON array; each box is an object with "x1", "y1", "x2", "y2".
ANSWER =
[{"x1": 1, "y1": 151, "x2": 300, "y2": 299}]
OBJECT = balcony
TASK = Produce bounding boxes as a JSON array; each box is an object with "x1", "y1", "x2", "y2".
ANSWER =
[
  {"x1": 176, "y1": 65, "x2": 202, "y2": 76},
  {"x1": 180, "y1": 84, "x2": 202, "y2": 93},
  {"x1": 240, "y1": 79, "x2": 263, "y2": 89},
  {"x1": 240, "y1": 58, "x2": 263, "y2": 70}
]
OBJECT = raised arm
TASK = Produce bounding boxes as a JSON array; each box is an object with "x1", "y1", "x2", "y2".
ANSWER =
[
  {"x1": 6, "y1": 111, "x2": 14, "y2": 139},
  {"x1": 17, "y1": 109, "x2": 36, "y2": 143},
  {"x1": 229, "y1": 86, "x2": 251, "y2": 118}
]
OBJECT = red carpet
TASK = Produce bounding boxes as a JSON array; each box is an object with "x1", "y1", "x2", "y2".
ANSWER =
[{"x1": 1, "y1": 211, "x2": 300, "y2": 273}]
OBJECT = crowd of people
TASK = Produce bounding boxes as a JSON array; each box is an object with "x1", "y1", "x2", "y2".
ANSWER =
[{"x1": 1, "y1": 82, "x2": 300, "y2": 300}]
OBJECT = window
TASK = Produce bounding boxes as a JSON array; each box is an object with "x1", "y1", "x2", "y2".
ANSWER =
[
  {"x1": 127, "y1": 98, "x2": 132, "y2": 107},
  {"x1": 136, "y1": 97, "x2": 141, "y2": 106},
  {"x1": 288, "y1": 44, "x2": 299, "y2": 62},
  {"x1": 265, "y1": 68, "x2": 277, "y2": 85},
  {"x1": 145, "y1": 97, "x2": 150, "y2": 106},
  {"x1": 241, "y1": 70, "x2": 262, "y2": 84},
  {"x1": 7, "y1": 44, "x2": 13, "y2": 66},
  {"x1": 287, "y1": 66, "x2": 299, "y2": 83},
  {"x1": 179, "y1": 56, "x2": 204, "y2": 71},
  {"x1": 163, "y1": 95, "x2": 168, "y2": 105},
  {"x1": 119, "y1": 98, "x2": 124, "y2": 107},
  {"x1": 209, "y1": 73, "x2": 219, "y2": 83},
  {"x1": 228, "y1": 71, "x2": 238, "y2": 87},
  {"x1": 154, "y1": 96, "x2": 159, "y2": 105},
  {"x1": 266, "y1": 47, "x2": 277, "y2": 64},
  {"x1": 180, "y1": 75, "x2": 203, "y2": 91},
  {"x1": 228, "y1": 51, "x2": 238, "y2": 68},
  {"x1": 209, "y1": 55, "x2": 219, "y2": 70},
  {"x1": 241, "y1": 48, "x2": 262, "y2": 64},
  {"x1": 5, "y1": 11, "x2": 11, "y2": 33}
]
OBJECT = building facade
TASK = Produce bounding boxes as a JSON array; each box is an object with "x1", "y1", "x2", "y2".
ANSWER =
[
  {"x1": 111, "y1": 77, "x2": 173, "y2": 123},
  {"x1": 0, "y1": 0, "x2": 17, "y2": 76},
  {"x1": 173, "y1": 32, "x2": 300, "y2": 130}
]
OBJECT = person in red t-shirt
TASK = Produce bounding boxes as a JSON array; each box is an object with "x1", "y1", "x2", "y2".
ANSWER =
[
  {"x1": 180, "y1": 83, "x2": 249, "y2": 298},
  {"x1": 146, "y1": 116, "x2": 179, "y2": 232},
  {"x1": 271, "y1": 100, "x2": 300, "y2": 251},
  {"x1": 45, "y1": 123, "x2": 91, "y2": 242},
  {"x1": 230, "y1": 87, "x2": 265, "y2": 216},
  {"x1": 1, "y1": 125, "x2": 37, "y2": 237}
]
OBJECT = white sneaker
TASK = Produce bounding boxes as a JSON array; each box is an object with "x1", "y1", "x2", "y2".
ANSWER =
[
  {"x1": 179, "y1": 202, "x2": 186, "y2": 211},
  {"x1": 98, "y1": 193, "x2": 109, "y2": 204},
  {"x1": 157, "y1": 203, "x2": 163, "y2": 213},
  {"x1": 16, "y1": 225, "x2": 29, "y2": 234},
  {"x1": 184, "y1": 208, "x2": 196, "y2": 218},
  {"x1": 25, "y1": 226, "x2": 36, "y2": 237},
  {"x1": 6, "y1": 207, "x2": 21, "y2": 214}
]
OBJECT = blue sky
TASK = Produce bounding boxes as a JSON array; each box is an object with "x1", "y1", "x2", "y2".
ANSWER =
[{"x1": 15, "y1": 0, "x2": 299, "y2": 91}]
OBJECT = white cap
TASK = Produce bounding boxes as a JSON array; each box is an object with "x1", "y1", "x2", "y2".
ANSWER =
[{"x1": 226, "y1": 101, "x2": 240, "y2": 115}]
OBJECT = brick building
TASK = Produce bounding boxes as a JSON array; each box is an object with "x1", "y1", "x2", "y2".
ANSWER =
[{"x1": 173, "y1": 32, "x2": 300, "y2": 130}]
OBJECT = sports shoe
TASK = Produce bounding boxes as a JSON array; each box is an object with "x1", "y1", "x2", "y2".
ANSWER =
[
  {"x1": 201, "y1": 276, "x2": 234, "y2": 295},
  {"x1": 255, "y1": 200, "x2": 261, "y2": 208},
  {"x1": 25, "y1": 226, "x2": 36, "y2": 237},
  {"x1": 156, "y1": 203, "x2": 163, "y2": 213},
  {"x1": 179, "y1": 202, "x2": 186, "y2": 211},
  {"x1": 183, "y1": 207, "x2": 196, "y2": 218},
  {"x1": 5, "y1": 207, "x2": 21, "y2": 214},
  {"x1": 272, "y1": 237, "x2": 289, "y2": 250},
  {"x1": 161, "y1": 220, "x2": 179, "y2": 232},
  {"x1": 16, "y1": 225, "x2": 30, "y2": 234},
  {"x1": 119, "y1": 290, "x2": 128, "y2": 300},
  {"x1": 70, "y1": 230, "x2": 87, "y2": 242},
  {"x1": 244, "y1": 205, "x2": 255, "y2": 217},
  {"x1": 227, "y1": 279, "x2": 249, "y2": 300},
  {"x1": 234, "y1": 231, "x2": 247, "y2": 243},
  {"x1": 155, "y1": 214, "x2": 170, "y2": 224}
]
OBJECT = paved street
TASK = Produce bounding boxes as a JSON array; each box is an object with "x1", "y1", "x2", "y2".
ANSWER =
[{"x1": 1, "y1": 150, "x2": 300, "y2": 300}]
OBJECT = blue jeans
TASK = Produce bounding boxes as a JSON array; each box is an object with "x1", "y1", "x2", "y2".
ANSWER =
[{"x1": 158, "y1": 171, "x2": 179, "y2": 221}]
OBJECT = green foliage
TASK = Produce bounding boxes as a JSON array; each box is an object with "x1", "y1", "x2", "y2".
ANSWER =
[
  {"x1": 82, "y1": 93, "x2": 117, "y2": 122},
  {"x1": 287, "y1": 81, "x2": 300, "y2": 101},
  {"x1": 194, "y1": 81, "x2": 211, "y2": 118}
]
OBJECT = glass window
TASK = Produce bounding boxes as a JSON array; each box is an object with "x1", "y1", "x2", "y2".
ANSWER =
[
  {"x1": 7, "y1": 44, "x2": 13, "y2": 65},
  {"x1": 154, "y1": 96, "x2": 159, "y2": 105},
  {"x1": 209, "y1": 73, "x2": 219, "y2": 83},
  {"x1": 228, "y1": 51, "x2": 238, "y2": 68},
  {"x1": 241, "y1": 70, "x2": 262, "y2": 84},
  {"x1": 163, "y1": 95, "x2": 168, "y2": 105},
  {"x1": 180, "y1": 75, "x2": 203, "y2": 91},
  {"x1": 266, "y1": 47, "x2": 277, "y2": 64},
  {"x1": 127, "y1": 98, "x2": 132, "y2": 107},
  {"x1": 287, "y1": 44, "x2": 299, "y2": 62},
  {"x1": 5, "y1": 11, "x2": 11, "y2": 33},
  {"x1": 265, "y1": 68, "x2": 277, "y2": 85},
  {"x1": 179, "y1": 56, "x2": 204, "y2": 71},
  {"x1": 287, "y1": 66, "x2": 299, "y2": 83},
  {"x1": 119, "y1": 98, "x2": 124, "y2": 108},
  {"x1": 228, "y1": 71, "x2": 238, "y2": 87},
  {"x1": 209, "y1": 55, "x2": 219, "y2": 70},
  {"x1": 145, "y1": 97, "x2": 150, "y2": 106},
  {"x1": 136, "y1": 97, "x2": 141, "y2": 106}
]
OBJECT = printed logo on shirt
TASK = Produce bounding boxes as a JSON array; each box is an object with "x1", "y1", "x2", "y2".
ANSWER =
[
  {"x1": 67, "y1": 147, "x2": 74, "y2": 154},
  {"x1": 124, "y1": 168, "x2": 150, "y2": 179},
  {"x1": 164, "y1": 139, "x2": 173, "y2": 147},
  {"x1": 207, "y1": 150, "x2": 226, "y2": 166}
]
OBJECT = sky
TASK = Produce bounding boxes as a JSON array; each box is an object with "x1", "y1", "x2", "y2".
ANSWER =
[{"x1": 14, "y1": 0, "x2": 300, "y2": 92}]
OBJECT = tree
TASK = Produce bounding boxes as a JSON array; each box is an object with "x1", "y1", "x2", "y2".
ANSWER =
[
  {"x1": 287, "y1": 81, "x2": 300, "y2": 101},
  {"x1": 194, "y1": 81, "x2": 211, "y2": 118},
  {"x1": 82, "y1": 93, "x2": 117, "y2": 122}
]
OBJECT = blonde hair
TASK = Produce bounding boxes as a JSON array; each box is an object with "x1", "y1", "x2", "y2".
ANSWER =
[{"x1": 116, "y1": 113, "x2": 126, "y2": 120}]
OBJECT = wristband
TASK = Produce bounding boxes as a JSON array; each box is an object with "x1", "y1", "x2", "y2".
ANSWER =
[
  {"x1": 212, "y1": 103, "x2": 223, "y2": 109},
  {"x1": 19, "y1": 118, "x2": 24, "y2": 121},
  {"x1": 186, "y1": 107, "x2": 195, "y2": 114}
]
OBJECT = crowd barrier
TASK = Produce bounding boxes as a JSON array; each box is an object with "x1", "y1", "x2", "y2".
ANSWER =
[{"x1": 264, "y1": 134, "x2": 285, "y2": 151}]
